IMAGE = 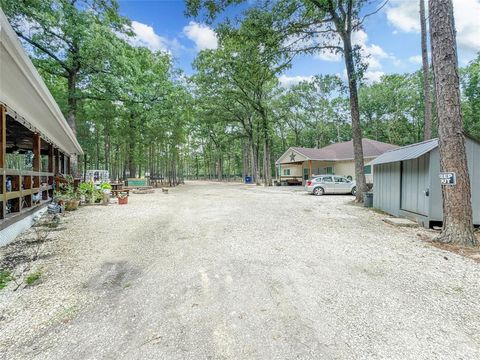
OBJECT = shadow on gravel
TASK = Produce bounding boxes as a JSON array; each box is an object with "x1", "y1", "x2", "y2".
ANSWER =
[{"x1": 87, "y1": 260, "x2": 140, "y2": 293}]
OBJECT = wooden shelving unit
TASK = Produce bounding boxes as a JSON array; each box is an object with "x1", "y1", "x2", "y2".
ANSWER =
[
  {"x1": 1, "y1": 105, "x2": 69, "y2": 229},
  {"x1": 0, "y1": 168, "x2": 54, "y2": 224}
]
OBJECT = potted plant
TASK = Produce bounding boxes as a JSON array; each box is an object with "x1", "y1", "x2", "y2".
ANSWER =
[
  {"x1": 100, "y1": 182, "x2": 112, "y2": 194},
  {"x1": 117, "y1": 192, "x2": 128, "y2": 205},
  {"x1": 53, "y1": 190, "x2": 66, "y2": 206},
  {"x1": 64, "y1": 183, "x2": 80, "y2": 211},
  {"x1": 79, "y1": 182, "x2": 95, "y2": 204}
]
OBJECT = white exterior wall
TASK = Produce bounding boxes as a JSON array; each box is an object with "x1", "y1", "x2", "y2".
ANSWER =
[
  {"x1": 0, "y1": 207, "x2": 47, "y2": 247},
  {"x1": 279, "y1": 164, "x2": 303, "y2": 177}
]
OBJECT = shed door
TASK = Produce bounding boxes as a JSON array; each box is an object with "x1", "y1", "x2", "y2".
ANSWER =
[{"x1": 400, "y1": 155, "x2": 429, "y2": 216}]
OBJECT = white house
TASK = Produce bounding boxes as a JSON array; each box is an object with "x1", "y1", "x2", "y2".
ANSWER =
[{"x1": 275, "y1": 138, "x2": 397, "y2": 185}]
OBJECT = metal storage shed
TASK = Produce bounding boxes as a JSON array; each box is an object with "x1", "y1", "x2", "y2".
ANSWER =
[{"x1": 369, "y1": 137, "x2": 480, "y2": 228}]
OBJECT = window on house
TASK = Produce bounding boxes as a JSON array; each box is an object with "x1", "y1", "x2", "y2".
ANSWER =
[
  {"x1": 283, "y1": 169, "x2": 291, "y2": 176},
  {"x1": 364, "y1": 165, "x2": 372, "y2": 175},
  {"x1": 324, "y1": 167, "x2": 334, "y2": 174}
]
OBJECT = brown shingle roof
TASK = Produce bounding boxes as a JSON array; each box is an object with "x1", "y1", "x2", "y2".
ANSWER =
[{"x1": 291, "y1": 139, "x2": 398, "y2": 161}]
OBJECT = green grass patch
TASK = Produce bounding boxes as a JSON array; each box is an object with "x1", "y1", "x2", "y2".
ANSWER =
[
  {"x1": 0, "y1": 270, "x2": 12, "y2": 290},
  {"x1": 25, "y1": 270, "x2": 42, "y2": 285}
]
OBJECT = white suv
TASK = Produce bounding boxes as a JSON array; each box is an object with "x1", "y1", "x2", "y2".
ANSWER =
[{"x1": 305, "y1": 175, "x2": 356, "y2": 196}]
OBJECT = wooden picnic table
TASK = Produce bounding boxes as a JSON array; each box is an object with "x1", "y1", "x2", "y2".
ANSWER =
[
  {"x1": 110, "y1": 183, "x2": 124, "y2": 191},
  {"x1": 111, "y1": 189, "x2": 130, "y2": 197}
]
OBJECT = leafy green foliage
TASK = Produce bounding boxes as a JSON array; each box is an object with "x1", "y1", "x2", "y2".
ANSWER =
[
  {"x1": 25, "y1": 270, "x2": 42, "y2": 285},
  {"x1": 3, "y1": 0, "x2": 478, "y2": 185},
  {"x1": 0, "y1": 270, "x2": 12, "y2": 290},
  {"x1": 461, "y1": 54, "x2": 480, "y2": 139},
  {"x1": 359, "y1": 72, "x2": 425, "y2": 146}
]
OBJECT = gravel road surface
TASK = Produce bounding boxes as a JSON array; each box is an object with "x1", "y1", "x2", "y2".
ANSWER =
[{"x1": 1, "y1": 182, "x2": 479, "y2": 359}]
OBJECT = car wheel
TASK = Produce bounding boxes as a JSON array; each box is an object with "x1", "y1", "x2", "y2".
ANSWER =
[
  {"x1": 313, "y1": 187, "x2": 324, "y2": 196},
  {"x1": 351, "y1": 186, "x2": 356, "y2": 196}
]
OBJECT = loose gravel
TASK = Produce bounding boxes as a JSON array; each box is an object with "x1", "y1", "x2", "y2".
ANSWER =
[{"x1": 1, "y1": 181, "x2": 479, "y2": 360}]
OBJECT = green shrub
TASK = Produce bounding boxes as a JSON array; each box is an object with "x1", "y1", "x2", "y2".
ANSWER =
[
  {"x1": 0, "y1": 270, "x2": 12, "y2": 290},
  {"x1": 25, "y1": 270, "x2": 42, "y2": 285},
  {"x1": 100, "y1": 182, "x2": 112, "y2": 190},
  {"x1": 79, "y1": 182, "x2": 95, "y2": 194}
]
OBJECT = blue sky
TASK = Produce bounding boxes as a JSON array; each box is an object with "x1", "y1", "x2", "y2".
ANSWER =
[{"x1": 117, "y1": 0, "x2": 480, "y2": 85}]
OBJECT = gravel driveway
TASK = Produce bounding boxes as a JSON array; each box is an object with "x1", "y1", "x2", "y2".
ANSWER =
[{"x1": 1, "y1": 182, "x2": 479, "y2": 359}]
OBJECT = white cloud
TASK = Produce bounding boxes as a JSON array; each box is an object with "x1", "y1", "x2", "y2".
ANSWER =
[
  {"x1": 316, "y1": 50, "x2": 341, "y2": 62},
  {"x1": 454, "y1": 0, "x2": 480, "y2": 53},
  {"x1": 364, "y1": 71, "x2": 385, "y2": 84},
  {"x1": 386, "y1": 0, "x2": 420, "y2": 33},
  {"x1": 183, "y1": 21, "x2": 218, "y2": 51},
  {"x1": 315, "y1": 29, "x2": 394, "y2": 71},
  {"x1": 278, "y1": 75, "x2": 314, "y2": 87},
  {"x1": 130, "y1": 21, "x2": 168, "y2": 52},
  {"x1": 341, "y1": 68, "x2": 384, "y2": 84},
  {"x1": 386, "y1": 0, "x2": 480, "y2": 55},
  {"x1": 352, "y1": 29, "x2": 368, "y2": 45},
  {"x1": 353, "y1": 30, "x2": 394, "y2": 70},
  {"x1": 409, "y1": 55, "x2": 423, "y2": 64},
  {"x1": 128, "y1": 21, "x2": 182, "y2": 55}
]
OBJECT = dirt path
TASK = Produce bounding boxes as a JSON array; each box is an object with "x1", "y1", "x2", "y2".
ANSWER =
[{"x1": 1, "y1": 182, "x2": 480, "y2": 359}]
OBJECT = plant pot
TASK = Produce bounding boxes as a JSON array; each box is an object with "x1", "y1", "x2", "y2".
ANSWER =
[
  {"x1": 118, "y1": 196, "x2": 128, "y2": 205},
  {"x1": 65, "y1": 200, "x2": 80, "y2": 211},
  {"x1": 102, "y1": 193, "x2": 110, "y2": 205}
]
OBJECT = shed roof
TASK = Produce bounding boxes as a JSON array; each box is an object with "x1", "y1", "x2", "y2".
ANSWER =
[
  {"x1": 0, "y1": 9, "x2": 83, "y2": 155},
  {"x1": 277, "y1": 138, "x2": 397, "y2": 164},
  {"x1": 369, "y1": 139, "x2": 439, "y2": 166}
]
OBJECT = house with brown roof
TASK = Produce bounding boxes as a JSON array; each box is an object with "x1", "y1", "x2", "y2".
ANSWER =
[{"x1": 275, "y1": 139, "x2": 397, "y2": 185}]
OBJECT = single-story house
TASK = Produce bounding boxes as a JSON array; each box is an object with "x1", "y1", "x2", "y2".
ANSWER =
[
  {"x1": 1, "y1": 9, "x2": 83, "y2": 246},
  {"x1": 275, "y1": 138, "x2": 397, "y2": 185},
  {"x1": 369, "y1": 137, "x2": 480, "y2": 228}
]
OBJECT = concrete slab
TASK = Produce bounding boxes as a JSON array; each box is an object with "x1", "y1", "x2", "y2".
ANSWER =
[{"x1": 383, "y1": 217, "x2": 419, "y2": 227}]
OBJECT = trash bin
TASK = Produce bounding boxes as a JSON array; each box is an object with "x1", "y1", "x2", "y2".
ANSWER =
[
  {"x1": 364, "y1": 192, "x2": 373, "y2": 208},
  {"x1": 244, "y1": 176, "x2": 253, "y2": 184}
]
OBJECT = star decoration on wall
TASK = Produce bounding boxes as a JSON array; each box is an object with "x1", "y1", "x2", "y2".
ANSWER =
[{"x1": 290, "y1": 152, "x2": 296, "y2": 162}]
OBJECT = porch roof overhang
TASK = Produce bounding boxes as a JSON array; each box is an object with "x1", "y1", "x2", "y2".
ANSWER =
[
  {"x1": 278, "y1": 161, "x2": 304, "y2": 166},
  {"x1": 0, "y1": 9, "x2": 83, "y2": 155},
  {"x1": 275, "y1": 147, "x2": 339, "y2": 165}
]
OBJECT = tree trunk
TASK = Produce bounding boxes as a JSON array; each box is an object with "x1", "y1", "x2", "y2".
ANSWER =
[
  {"x1": 420, "y1": 0, "x2": 433, "y2": 140},
  {"x1": 95, "y1": 124, "x2": 100, "y2": 169},
  {"x1": 128, "y1": 113, "x2": 136, "y2": 178},
  {"x1": 104, "y1": 126, "x2": 110, "y2": 171},
  {"x1": 343, "y1": 35, "x2": 367, "y2": 202},
  {"x1": 67, "y1": 70, "x2": 79, "y2": 174},
  {"x1": 263, "y1": 137, "x2": 269, "y2": 186},
  {"x1": 67, "y1": 71, "x2": 77, "y2": 135},
  {"x1": 429, "y1": 0, "x2": 477, "y2": 246},
  {"x1": 250, "y1": 141, "x2": 260, "y2": 185},
  {"x1": 261, "y1": 110, "x2": 272, "y2": 186},
  {"x1": 217, "y1": 155, "x2": 223, "y2": 181},
  {"x1": 242, "y1": 140, "x2": 247, "y2": 181}
]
